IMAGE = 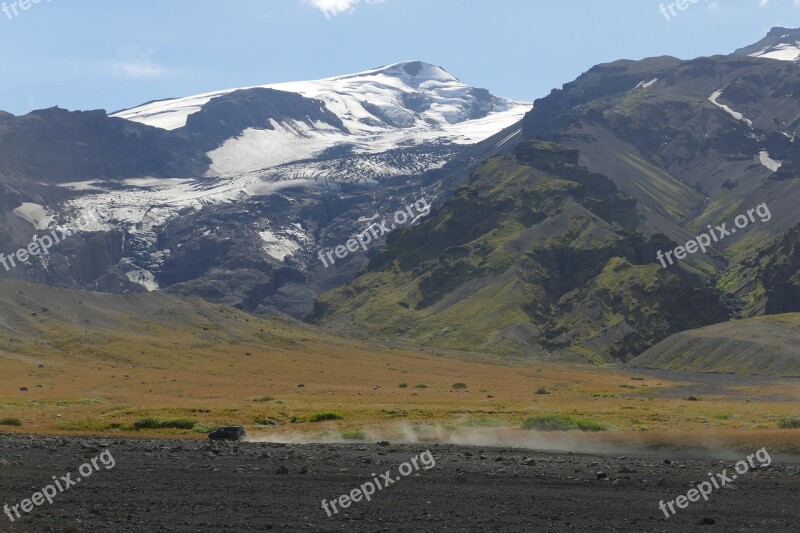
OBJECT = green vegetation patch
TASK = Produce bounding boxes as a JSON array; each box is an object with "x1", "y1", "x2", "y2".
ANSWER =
[
  {"x1": 778, "y1": 417, "x2": 800, "y2": 429},
  {"x1": 252, "y1": 396, "x2": 274, "y2": 402},
  {"x1": 308, "y1": 411, "x2": 344, "y2": 422},
  {"x1": 522, "y1": 414, "x2": 608, "y2": 432},
  {"x1": 133, "y1": 417, "x2": 197, "y2": 430}
]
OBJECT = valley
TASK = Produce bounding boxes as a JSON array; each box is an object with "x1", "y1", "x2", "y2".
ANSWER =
[
  {"x1": 0, "y1": 281, "x2": 798, "y2": 456},
  {"x1": 3, "y1": 12, "x2": 800, "y2": 531}
]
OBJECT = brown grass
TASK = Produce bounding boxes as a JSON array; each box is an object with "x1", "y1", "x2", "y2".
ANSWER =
[{"x1": 0, "y1": 306, "x2": 798, "y2": 452}]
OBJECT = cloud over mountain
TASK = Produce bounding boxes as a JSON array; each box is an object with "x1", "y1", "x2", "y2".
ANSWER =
[{"x1": 306, "y1": 0, "x2": 385, "y2": 19}]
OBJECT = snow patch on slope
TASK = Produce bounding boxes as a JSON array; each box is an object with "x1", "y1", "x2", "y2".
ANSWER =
[
  {"x1": 759, "y1": 150, "x2": 783, "y2": 172},
  {"x1": 113, "y1": 93, "x2": 232, "y2": 131},
  {"x1": 259, "y1": 229, "x2": 303, "y2": 262},
  {"x1": 125, "y1": 269, "x2": 159, "y2": 291},
  {"x1": 59, "y1": 180, "x2": 104, "y2": 191},
  {"x1": 13, "y1": 203, "x2": 52, "y2": 230},
  {"x1": 749, "y1": 42, "x2": 800, "y2": 62},
  {"x1": 708, "y1": 90, "x2": 753, "y2": 128},
  {"x1": 632, "y1": 78, "x2": 658, "y2": 91},
  {"x1": 208, "y1": 120, "x2": 349, "y2": 176},
  {"x1": 708, "y1": 89, "x2": 783, "y2": 173}
]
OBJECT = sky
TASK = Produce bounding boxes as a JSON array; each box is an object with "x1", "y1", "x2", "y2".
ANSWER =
[{"x1": 0, "y1": 0, "x2": 799, "y2": 115}]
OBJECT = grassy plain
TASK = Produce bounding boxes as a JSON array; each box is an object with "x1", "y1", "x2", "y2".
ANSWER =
[{"x1": 1, "y1": 292, "x2": 798, "y2": 453}]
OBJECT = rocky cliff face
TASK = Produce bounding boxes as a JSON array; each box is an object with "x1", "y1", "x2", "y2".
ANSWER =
[{"x1": 313, "y1": 141, "x2": 729, "y2": 361}]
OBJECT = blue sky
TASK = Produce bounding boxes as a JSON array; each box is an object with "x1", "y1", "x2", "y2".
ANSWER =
[{"x1": 0, "y1": 0, "x2": 798, "y2": 115}]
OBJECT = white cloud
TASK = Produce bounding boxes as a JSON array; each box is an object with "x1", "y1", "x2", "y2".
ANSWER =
[
  {"x1": 111, "y1": 61, "x2": 164, "y2": 79},
  {"x1": 306, "y1": 0, "x2": 384, "y2": 19},
  {"x1": 108, "y1": 45, "x2": 165, "y2": 79}
]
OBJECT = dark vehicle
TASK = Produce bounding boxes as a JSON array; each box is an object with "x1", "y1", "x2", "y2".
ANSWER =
[{"x1": 208, "y1": 426, "x2": 246, "y2": 442}]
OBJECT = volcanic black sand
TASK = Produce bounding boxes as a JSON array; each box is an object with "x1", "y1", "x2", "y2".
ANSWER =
[{"x1": 0, "y1": 434, "x2": 798, "y2": 532}]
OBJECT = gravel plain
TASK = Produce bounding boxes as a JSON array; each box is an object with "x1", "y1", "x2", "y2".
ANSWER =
[{"x1": 0, "y1": 434, "x2": 798, "y2": 532}]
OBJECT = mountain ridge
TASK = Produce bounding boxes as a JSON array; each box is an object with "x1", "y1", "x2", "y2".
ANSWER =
[
  {"x1": 628, "y1": 313, "x2": 800, "y2": 377},
  {"x1": 0, "y1": 61, "x2": 528, "y2": 316},
  {"x1": 313, "y1": 28, "x2": 800, "y2": 364}
]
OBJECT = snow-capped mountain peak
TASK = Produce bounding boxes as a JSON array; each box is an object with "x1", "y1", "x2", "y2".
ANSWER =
[
  {"x1": 112, "y1": 61, "x2": 504, "y2": 131},
  {"x1": 111, "y1": 61, "x2": 531, "y2": 178},
  {"x1": 45, "y1": 62, "x2": 532, "y2": 293},
  {"x1": 343, "y1": 60, "x2": 460, "y2": 85}
]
